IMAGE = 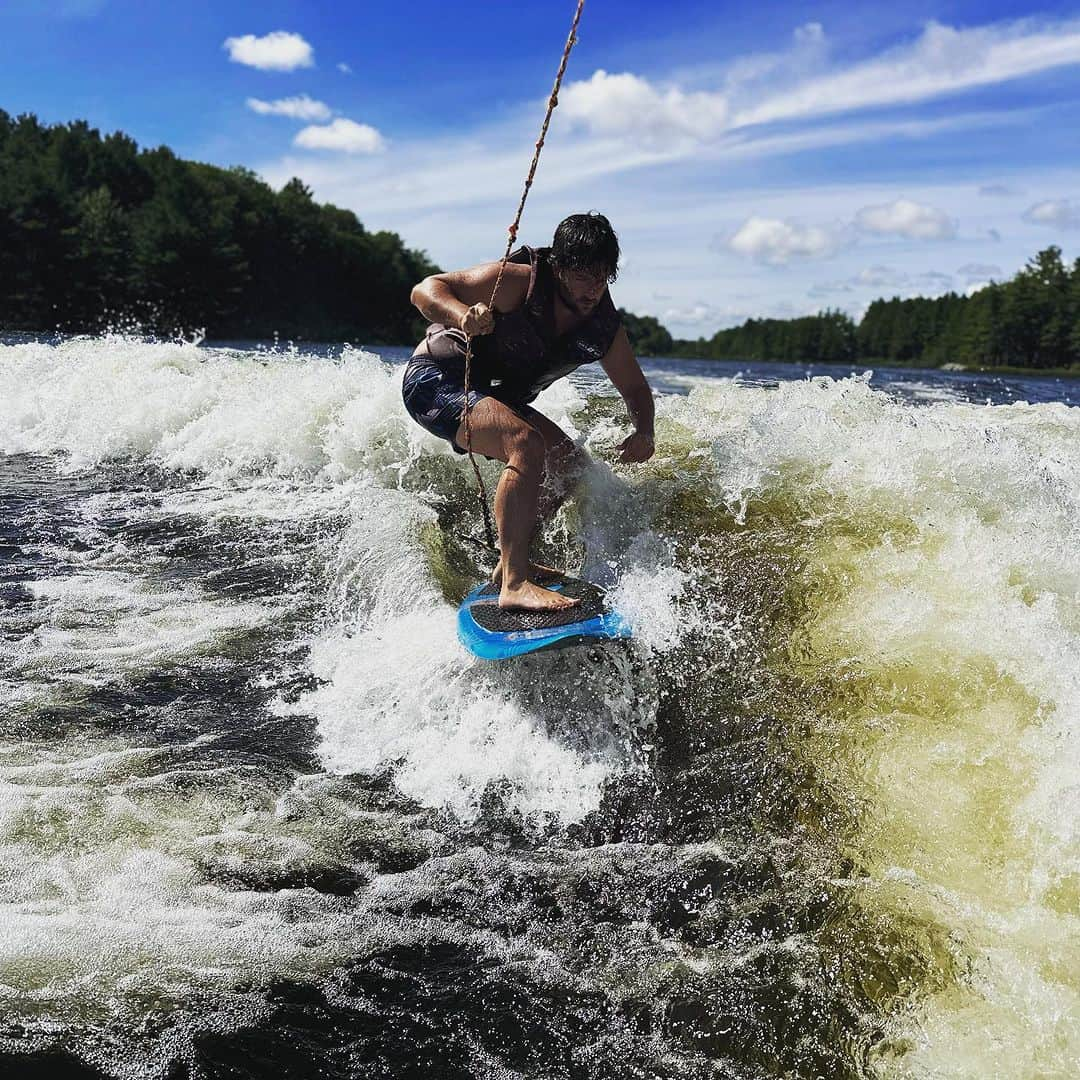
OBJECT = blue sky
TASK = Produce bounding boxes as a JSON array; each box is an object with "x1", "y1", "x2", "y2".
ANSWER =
[{"x1": 3, "y1": 1, "x2": 1080, "y2": 337}]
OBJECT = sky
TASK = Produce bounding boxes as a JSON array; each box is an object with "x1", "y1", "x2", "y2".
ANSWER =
[{"x1": 3, "y1": 0, "x2": 1080, "y2": 337}]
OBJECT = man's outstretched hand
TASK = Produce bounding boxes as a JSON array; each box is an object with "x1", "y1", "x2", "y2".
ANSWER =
[
  {"x1": 618, "y1": 431, "x2": 655, "y2": 463},
  {"x1": 460, "y1": 303, "x2": 496, "y2": 336}
]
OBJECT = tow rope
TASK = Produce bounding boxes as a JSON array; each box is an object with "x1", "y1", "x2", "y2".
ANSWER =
[{"x1": 461, "y1": 0, "x2": 587, "y2": 557}]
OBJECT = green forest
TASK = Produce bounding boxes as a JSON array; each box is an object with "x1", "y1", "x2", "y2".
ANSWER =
[
  {"x1": 2, "y1": 112, "x2": 1077, "y2": 370},
  {"x1": 661, "y1": 247, "x2": 1080, "y2": 371},
  {"x1": 0, "y1": 111, "x2": 438, "y2": 342}
]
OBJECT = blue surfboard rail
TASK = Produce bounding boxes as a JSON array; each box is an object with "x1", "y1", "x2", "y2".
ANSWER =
[{"x1": 457, "y1": 578, "x2": 632, "y2": 660}]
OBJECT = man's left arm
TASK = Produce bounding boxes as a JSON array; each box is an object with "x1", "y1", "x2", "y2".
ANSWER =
[{"x1": 600, "y1": 327, "x2": 656, "y2": 464}]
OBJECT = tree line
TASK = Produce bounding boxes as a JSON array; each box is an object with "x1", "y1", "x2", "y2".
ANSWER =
[
  {"x1": 4, "y1": 112, "x2": 1077, "y2": 368},
  {"x1": 0, "y1": 111, "x2": 438, "y2": 342},
  {"x1": 646, "y1": 247, "x2": 1080, "y2": 370}
]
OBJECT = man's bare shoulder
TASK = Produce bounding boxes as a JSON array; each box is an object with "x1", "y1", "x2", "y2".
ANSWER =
[{"x1": 436, "y1": 260, "x2": 530, "y2": 313}]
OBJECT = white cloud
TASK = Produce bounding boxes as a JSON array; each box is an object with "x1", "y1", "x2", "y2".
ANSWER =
[
  {"x1": 1022, "y1": 199, "x2": 1080, "y2": 229},
  {"x1": 554, "y1": 16, "x2": 1080, "y2": 155},
  {"x1": 337, "y1": 62, "x2": 353, "y2": 75},
  {"x1": 854, "y1": 198, "x2": 956, "y2": 240},
  {"x1": 561, "y1": 69, "x2": 729, "y2": 147},
  {"x1": 726, "y1": 202, "x2": 958, "y2": 268},
  {"x1": 728, "y1": 217, "x2": 848, "y2": 264},
  {"x1": 242, "y1": 11, "x2": 1080, "y2": 338},
  {"x1": 736, "y1": 18, "x2": 1080, "y2": 127},
  {"x1": 253, "y1": 106, "x2": 1022, "y2": 228},
  {"x1": 979, "y1": 183, "x2": 1022, "y2": 196},
  {"x1": 246, "y1": 95, "x2": 331, "y2": 121},
  {"x1": 294, "y1": 118, "x2": 385, "y2": 154},
  {"x1": 793, "y1": 22, "x2": 826, "y2": 48},
  {"x1": 557, "y1": 22, "x2": 828, "y2": 149},
  {"x1": 224, "y1": 31, "x2": 314, "y2": 72}
]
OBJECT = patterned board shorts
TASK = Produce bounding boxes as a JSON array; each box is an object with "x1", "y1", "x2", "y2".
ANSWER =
[{"x1": 401, "y1": 355, "x2": 541, "y2": 455}]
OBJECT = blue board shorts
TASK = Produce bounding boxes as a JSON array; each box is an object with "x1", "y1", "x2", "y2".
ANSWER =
[{"x1": 402, "y1": 354, "x2": 542, "y2": 455}]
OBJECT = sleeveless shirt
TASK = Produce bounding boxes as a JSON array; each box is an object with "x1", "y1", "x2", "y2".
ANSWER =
[{"x1": 415, "y1": 245, "x2": 622, "y2": 405}]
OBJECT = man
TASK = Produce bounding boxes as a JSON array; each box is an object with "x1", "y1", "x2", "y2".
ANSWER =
[{"x1": 403, "y1": 212, "x2": 655, "y2": 612}]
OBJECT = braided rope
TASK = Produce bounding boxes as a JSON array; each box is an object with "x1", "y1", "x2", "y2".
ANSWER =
[{"x1": 462, "y1": 0, "x2": 587, "y2": 555}]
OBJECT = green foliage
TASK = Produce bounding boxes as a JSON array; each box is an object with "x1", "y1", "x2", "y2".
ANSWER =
[
  {"x1": 670, "y1": 310, "x2": 857, "y2": 363},
  {"x1": 5, "y1": 110, "x2": 1077, "y2": 371},
  {"x1": 661, "y1": 247, "x2": 1080, "y2": 371},
  {"x1": 0, "y1": 112, "x2": 439, "y2": 341},
  {"x1": 619, "y1": 307, "x2": 673, "y2": 356},
  {"x1": 849, "y1": 248, "x2": 1080, "y2": 370}
]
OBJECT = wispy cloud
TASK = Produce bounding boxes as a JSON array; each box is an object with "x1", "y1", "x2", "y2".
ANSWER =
[
  {"x1": 1022, "y1": 199, "x2": 1080, "y2": 229},
  {"x1": 557, "y1": 18, "x2": 1080, "y2": 149},
  {"x1": 855, "y1": 265, "x2": 909, "y2": 288},
  {"x1": 259, "y1": 108, "x2": 1020, "y2": 228},
  {"x1": 808, "y1": 264, "x2": 963, "y2": 302},
  {"x1": 979, "y1": 183, "x2": 1024, "y2": 197},
  {"x1": 224, "y1": 31, "x2": 314, "y2": 72},
  {"x1": 957, "y1": 262, "x2": 1003, "y2": 280},
  {"x1": 247, "y1": 95, "x2": 331, "y2": 121},
  {"x1": 735, "y1": 19, "x2": 1080, "y2": 127},
  {"x1": 259, "y1": 17, "x2": 1052, "y2": 228},
  {"x1": 249, "y1": 14, "x2": 1080, "y2": 337}
]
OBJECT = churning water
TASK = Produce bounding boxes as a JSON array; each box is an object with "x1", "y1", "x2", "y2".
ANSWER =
[{"x1": 0, "y1": 336, "x2": 1077, "y2": 1078}]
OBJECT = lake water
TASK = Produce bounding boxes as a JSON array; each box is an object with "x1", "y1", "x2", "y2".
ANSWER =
[{"x1": 0, "y1": 335, "x2": 1077, "y2": 1078}]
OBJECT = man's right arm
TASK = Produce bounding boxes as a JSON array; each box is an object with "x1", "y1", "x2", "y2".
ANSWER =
[{"x1": 410, "y1": 262, "x2": 530, "y2": 336}]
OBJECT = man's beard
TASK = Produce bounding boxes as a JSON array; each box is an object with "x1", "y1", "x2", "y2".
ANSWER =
[{"x1": 556, "y1": 282, "x2": 594, "y2": 317}]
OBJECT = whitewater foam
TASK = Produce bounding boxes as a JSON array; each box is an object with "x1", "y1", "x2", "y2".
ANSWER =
[
  {"x1": 3, "y1": 335, "x2": 1078, "y2": 1075},
  {"x1": 666, "y1": 373, "x2": 1080, "y2": 1078}
]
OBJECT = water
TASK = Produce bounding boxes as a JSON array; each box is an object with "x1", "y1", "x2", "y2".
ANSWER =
[{"x1": 0, "y1": 335, "x2": 1077, "y2": 1079}]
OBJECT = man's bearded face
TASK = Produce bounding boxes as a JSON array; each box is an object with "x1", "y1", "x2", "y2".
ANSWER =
[{"x1": 556, "y1": 266, "x2": 608, "y2": 316}]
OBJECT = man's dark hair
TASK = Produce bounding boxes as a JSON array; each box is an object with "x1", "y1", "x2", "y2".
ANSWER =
[{"x1": 550, "y1": 212, "x2": 620, "y2": 282}]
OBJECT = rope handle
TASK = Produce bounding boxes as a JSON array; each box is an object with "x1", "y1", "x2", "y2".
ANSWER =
[{"x1": 462, "y1": 0, "x2": 586, "y2": 556}]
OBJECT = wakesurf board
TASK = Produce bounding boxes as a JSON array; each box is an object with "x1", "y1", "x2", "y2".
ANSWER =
[{"x1": 457, "y1": 575, "x2": 631, "y2": 660}]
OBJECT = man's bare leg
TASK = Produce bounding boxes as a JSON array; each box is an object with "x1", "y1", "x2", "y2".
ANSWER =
[
  {"x1": 455, "y1": 399, "x2": 579, "y2": 612},
  {"x1": 490, "y1": 411, "x2": 586, "y2": 587}
]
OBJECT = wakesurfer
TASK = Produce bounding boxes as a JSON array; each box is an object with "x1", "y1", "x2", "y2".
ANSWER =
[{"x1": 403, "y1": 212, "x2": 655, "y2": 612}]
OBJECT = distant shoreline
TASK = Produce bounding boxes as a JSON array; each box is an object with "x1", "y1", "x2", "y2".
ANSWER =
[
  {"x1": 649, "y1": 354, "x2": 1080, "y2": 380},
  {"x1": 6, "y1": 330, "x2": 1080, "y2": 382}
]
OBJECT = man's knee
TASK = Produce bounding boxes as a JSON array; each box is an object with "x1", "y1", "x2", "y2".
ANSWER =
[{"x1": 506, "y1": 424, "x2": 546, "y2": 469}]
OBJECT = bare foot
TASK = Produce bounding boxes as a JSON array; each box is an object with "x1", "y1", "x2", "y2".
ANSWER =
[
  {"x1": 491, "y1": 560, "x2": 564, "y2": 586},
  {"x1": 498, "y1": 580, "x2": 581, "y2": 611}
]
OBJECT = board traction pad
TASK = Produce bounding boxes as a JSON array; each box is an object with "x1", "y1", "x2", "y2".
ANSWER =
[
  {"x1": 467, "y1": 578, "x2": 606, "y2": 632},
  {"x1": 457, "y1": 575, "x2": 631, "y2": 659}
]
